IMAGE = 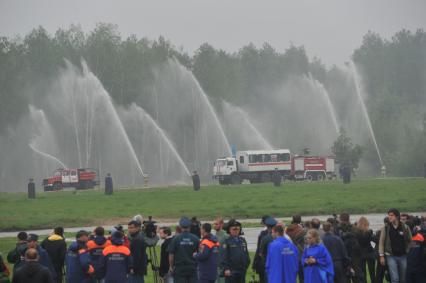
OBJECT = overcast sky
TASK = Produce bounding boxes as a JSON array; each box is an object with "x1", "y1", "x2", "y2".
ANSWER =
[{"x1": 1, "y1": 0, "x2": 425, "y2": 66}]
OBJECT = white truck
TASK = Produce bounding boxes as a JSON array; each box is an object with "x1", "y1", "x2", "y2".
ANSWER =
[{"x1": 213, "y1": 149, "x2": 292, "y2": 185}]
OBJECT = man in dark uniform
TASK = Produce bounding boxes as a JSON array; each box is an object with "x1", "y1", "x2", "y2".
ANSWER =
[
  {"x1": 194, "y1": 223, "x2": 220, "y2": 283},
  {"x1": 252, "y1": 216, "x2": 269, "y2": 282},
  {"x1": 271, "y1": 168, "x2": 281, "y2": 187},
  {"x1": 257, "y1": 217, "x2": 277, "y2": 283},
  {"x1": 192, "y1": 171, "x2": 200, "y2": 191},
  {"x1": 168, "y1": 217, "x2": 200, "y2": 283},
  {"x1": 105, "y1": 173, "x2": 113, "y2": 195},
  {"x1": 221, "y1": 219, "x2": 250, "y2": 283}
]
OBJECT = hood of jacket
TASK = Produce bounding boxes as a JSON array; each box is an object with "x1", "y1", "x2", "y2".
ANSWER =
[
  {"x1": 48, "y1": 234, "x2": 64, "y2": 241},
  {"x1": 69, "y1": 241, "x2": 86, "y2": 252},
  {"x1": 203, "y1": 234, "x2": 218, "y2": 244},
  {"x1": 94, "y1": 236, "x2": 108, "y2": 246}
]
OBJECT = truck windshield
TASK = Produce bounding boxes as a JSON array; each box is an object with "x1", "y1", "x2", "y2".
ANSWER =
[{"x1": 216, "y1": 160, "x2": 226, "y2": 166}]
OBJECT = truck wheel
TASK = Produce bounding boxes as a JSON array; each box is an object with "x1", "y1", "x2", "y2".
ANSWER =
[
  {"x1": 306, "y1": 174, "x2": 313, "y2": 181},
  {"x1": 317, "y1": 173, "x2": 325, "y2": 181},
  {"x1": 230, "y1": 174, "x2": 241, "y2": 185},
  {"x1": 260, "y1": 173, "x2": 271, "y2": 183},
  {"x1": 53, "y1": 182, "x2": 62, "y2": 191}
]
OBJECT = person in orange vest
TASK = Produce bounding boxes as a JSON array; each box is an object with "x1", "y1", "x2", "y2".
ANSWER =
[
  {"x1": 194, "y1": 223, "x2": 220, "y2": 283},
  {"x1": 100, "y1": 231, "x2": 133, "y2": 283},
  {"x1": 87, "y1": 227, "x2": 111, "y2": 283},
  {"x1": 65, "y1": 230, "x2": 95, "y2": 283}
]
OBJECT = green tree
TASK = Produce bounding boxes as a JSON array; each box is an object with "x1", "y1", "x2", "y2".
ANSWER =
[{"x1": 331, "y1": 129, "x2": 363, "y2": 170}]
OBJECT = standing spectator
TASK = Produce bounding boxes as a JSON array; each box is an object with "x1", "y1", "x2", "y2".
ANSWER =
[
  {"x1": 221, "y1": 219, "x2": 250, "y2": 283},
  {"x1": 65, "y1": 230, "x2": 94, "y2": 283},
  {"x1": 168, "y1": 217, "x2": 200, "y2": 283},
  {"x1": 374, "y1": 217, "x2": 389, "y2": 283},
  {"x1": 286, "y1": 224, "x2": 306, "y2": 283},
  {"x1": 214, "y1": 217, "x2": 227, "y2": 283},
  {"x1": 379, "y1": 208, "x2": 412, "y2": 283},
  {"x1": 406, "y1": 232, "x2": 426, "y2": 283},
  {"x1": 41, "y1": 227, "x2": 67, "y2": 283},
  {"x1": 7, "y1": 232, "x2": 28, "y2": 272},
  {"x1": 354, "y1": 217, "x2": 375, "y2": 283},
  {"x1": 159, "y1": 227, "x2": 173, "y2": 283},
  {"x1": 266, "y1": 225, "x2": 298, "y2": 283},
  {"x1": 127, "y1": 220, "x2": 148, "y2": 283},
  {"x1": 302, "y1": 229, "x2": 334, "y2": 283},
  {"x1": 194, "y1": 223, "x2": 220, "y2": 283},
  {"x1": 87, "y1": 227, "x2": 111, "y2": 283},
  {"x1": 101, "y1": 231, "x2": 133, "y2": 283},
  {"x1": 258, "y1": 217, "x2": 278, "y2": 283},
  {"x1": 0, "y1": 253, "x2": 10, "y2": 283},
  {"x1": 322, "y1": 222, "x2": 349, "y2": 283},
  {"x1": 12, "y1": 248, "x2": 54, "y2": 283},
  {"x1": 26, "y1": 234, "x2": 56, "y2": 280},
  {"x1": 311, "y1": 218, "x2": 325, "y2": 239},
  {"x1": 253, "y1": 216, "x2": 270, "y2": 283}
]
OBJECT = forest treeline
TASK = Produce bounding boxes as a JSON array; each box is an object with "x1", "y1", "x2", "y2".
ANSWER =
[{"x1": 0, "y1": 23, "x2": 425, "y2": 175}]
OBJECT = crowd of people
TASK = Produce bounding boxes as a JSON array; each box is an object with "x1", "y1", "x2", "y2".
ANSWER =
[{"x1": 0, "y1": 209, "x2": 425, "y2": 283}]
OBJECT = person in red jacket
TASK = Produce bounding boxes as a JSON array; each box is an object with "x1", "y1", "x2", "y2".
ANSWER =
[{"x1": 101, "y1": 231, "x2": 133, "y2": 283}]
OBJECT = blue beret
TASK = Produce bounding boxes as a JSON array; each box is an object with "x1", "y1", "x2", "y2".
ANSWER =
[
  {"x1": 179, "y1": 217, "x2": 191, "y2": 228},
  {"x1": 265, "y1": 217, "x2": 277, "y2": 227}
]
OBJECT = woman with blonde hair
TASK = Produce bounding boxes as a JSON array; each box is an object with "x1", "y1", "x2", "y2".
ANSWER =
[
  {"x1": 354, "y1": 216, "x2": 375, "y2": 283},
  {"x1": 302, "y1": 229, "x2": 334, "y2": 283}
]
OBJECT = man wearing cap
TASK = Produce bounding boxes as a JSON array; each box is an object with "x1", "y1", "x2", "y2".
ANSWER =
[
  {"x1": 41, "y1": 227, "x2": 67, "y2": 283},
  {"x1": 257, "y1": 217, "x2": 277, "y2": 283},
  {"x1": 26, "y1": 234, "x2": 57, "y2": 280},
  {"x1": 100, "y1": 231, "x2": 133, "y2": 283},
  {"x1": 168, "y1": 217, "x2": 200, "y2": 283},
  {"x1": 65, "y1": 230, "x2": 94, "y2": 283},
  {"x1": 7, "y1": 232, "x2": 28, "y2": 273},
  {"x1": 221, "y1": 219, "x2": 250, "y2": 283},
  {"x1": 12, "y1": 248, "x2": 54, "y2": 283}
]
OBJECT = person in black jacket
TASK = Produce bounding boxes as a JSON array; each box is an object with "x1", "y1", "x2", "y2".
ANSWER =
[
  {"x1": 322, "y1": 222, "x2": 349, "y2": 283},
  {"x1": 159, "y1": 227, "x2": 173, "y2": 283},
  {"x1": 354, "y1": 217, "x2": 375, "y2": 283},
  {"x1": 41, "y1": 227, "x2": 66, "y2": 283},
  {"x1": 12, "y1": 248, "x2": 54, "y2": 283},
  {"x1": 127, "y1": 220, "x2": 148, "y2": 283},
  {"x1": 7, "y1": 232, "x2": 28, "y2": 273}
]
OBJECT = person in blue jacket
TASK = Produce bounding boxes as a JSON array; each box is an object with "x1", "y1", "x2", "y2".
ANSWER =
[
  {"x1": 194, "y1": 223, "x2": 220, "y2": 283},
  {"x1": 100, "y1": 231, "x2": 133, "y2": 283},
  {"x1": 302, "y1": 229, "x2": 334, "y2": 283},
  {"x1": 266, "y1": 225, "x2": 299, "y2": 283},
  {"x1": 65, "y1": 230, "x2": 95, "y2": 283}
]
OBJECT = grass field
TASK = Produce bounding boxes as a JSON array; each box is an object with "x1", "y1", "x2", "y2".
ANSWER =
[{"x1": 1, "y1": 178, "x2": 425, "y2": 231}]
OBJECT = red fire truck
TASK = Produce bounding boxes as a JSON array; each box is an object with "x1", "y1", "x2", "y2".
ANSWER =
[
  {"x1": 43, "y1": 168, "x2": 100, "y2": 191},
  {"x1": 291, "y1": 155, "x2": 336, "y2": 181}
]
